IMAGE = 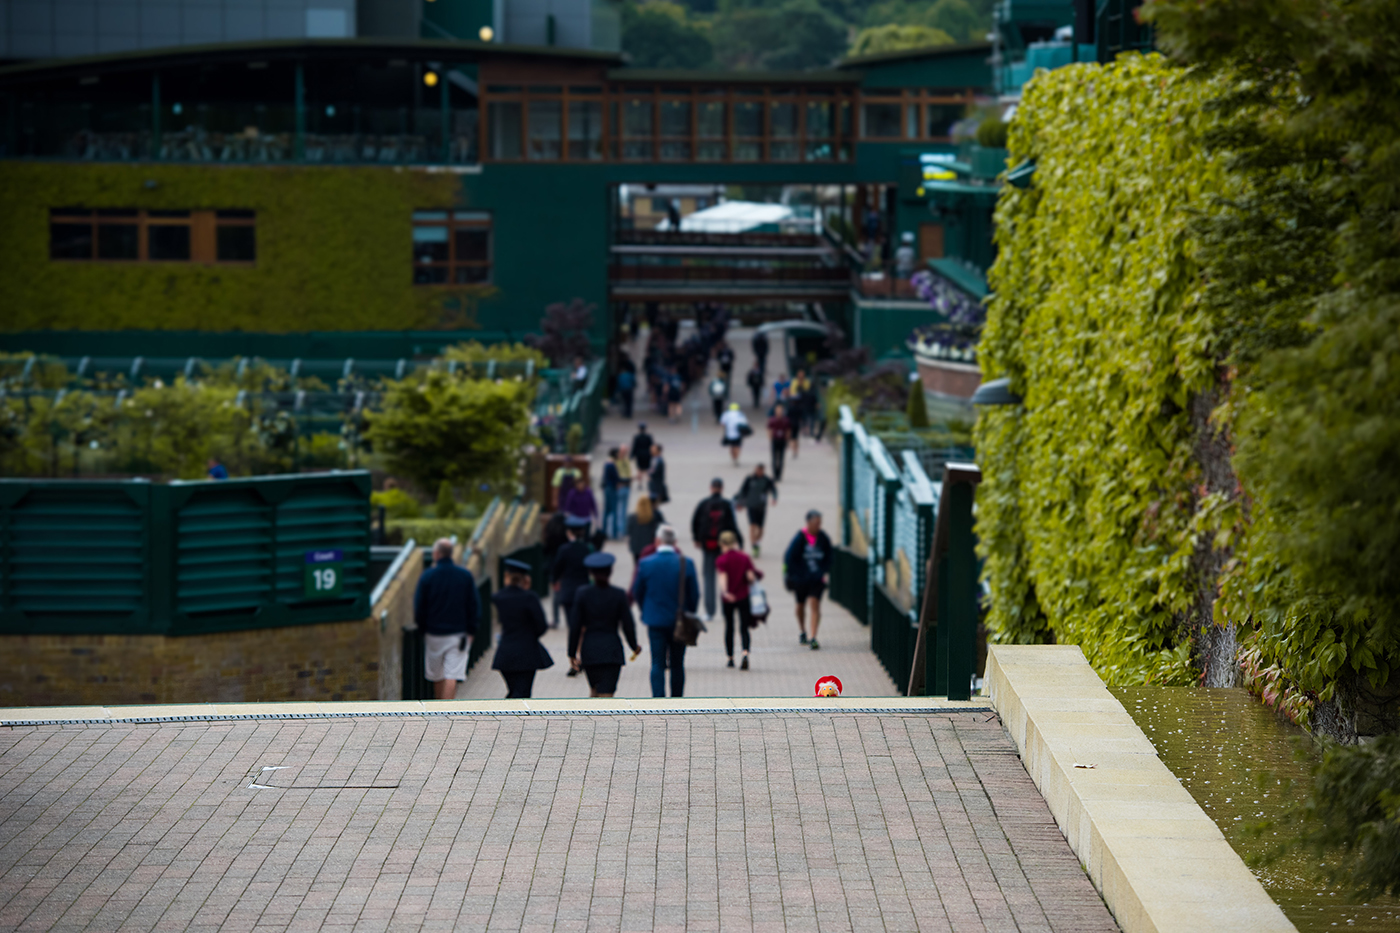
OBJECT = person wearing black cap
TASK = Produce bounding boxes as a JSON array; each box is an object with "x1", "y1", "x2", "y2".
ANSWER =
[
  {"x1": 568, "y1": 552, "x2": 641, "y2": 698},
  {"x1": 691, "y1": 477, "x2": 743, "y2": 619},
  {"x1": 491, "y1": 558, "x2": 553, "y2": 698},
  {"x1": 551, "y1": 514, "x2": 593, "y2": 630}
]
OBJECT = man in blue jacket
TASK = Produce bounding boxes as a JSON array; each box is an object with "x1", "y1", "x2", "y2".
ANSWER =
[
  {"x1": 414, "y1": 538, "x2": 480, "y2": 699},
  {"x1": 633, "y1": 525, "x2": 700, "y2": 697}
]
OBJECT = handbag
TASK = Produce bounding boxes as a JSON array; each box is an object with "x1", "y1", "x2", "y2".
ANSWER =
[
  {"x1": 673, "y1": 551, "x2": 706, "y2": 646},
  {"x1": 738, "y1": 421, "x2": 754, "y2": 438},
  {"x1": 749, "y1": 583, "x2": 770, "y2": 622}
]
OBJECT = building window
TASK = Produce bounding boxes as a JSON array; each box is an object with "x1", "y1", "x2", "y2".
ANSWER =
[
  {"x1": 861, "y1": 101, "x2": 904, "y2": 138},
  {"x1": 49, "y1": 209, "x2": 256, "y2": 263},
  {"x1": 413, "y1": 210, "x2": 491, "y2": 285}
]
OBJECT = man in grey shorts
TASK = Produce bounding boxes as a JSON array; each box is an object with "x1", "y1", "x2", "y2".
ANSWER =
[{"x1": 414, "y1": 538, "x2": 481, "y2": 699}]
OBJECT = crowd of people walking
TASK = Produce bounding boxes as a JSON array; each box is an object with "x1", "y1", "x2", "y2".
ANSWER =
[{"x1": 423, "y1": 309, "x2": 840, "y2": 702}]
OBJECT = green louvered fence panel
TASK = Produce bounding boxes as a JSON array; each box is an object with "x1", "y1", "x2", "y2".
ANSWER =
[
  {"x1": 0, "y1": 483, "x2": 153, "y2": 633},
  {"x1": 0, "y1": 472, "x2": 370, "y2": 635}
]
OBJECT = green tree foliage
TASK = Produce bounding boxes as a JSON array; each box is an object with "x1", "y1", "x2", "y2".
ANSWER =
[
  {"x1": 711, "y1": 0, "x2": 848, "y2": 69},
  {"x1": 1138, "y1": 0, "x2": 1400, "y2": 727},
  {"x1": 365, "y1": 370, "x2": 533, "y2": 495},
  {"x1": 849, "y1": 23, "x2": 954, "y2": 57},
  {"x1": 860, "y1": 0, "x2": 988, "y2": 41},
  {"x1": 975, "y1": 115, "x2": 1007, "y2": 148},
  {"x1": 622, "y1": 1, "x2": 714, "y2": 68},
  {"x1": 1280, "y1": 735, "x2": 1400, "y2": 897}
]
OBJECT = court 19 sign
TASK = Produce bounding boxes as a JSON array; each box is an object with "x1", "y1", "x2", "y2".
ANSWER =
[{"x1": 304, "y1": 549, "x2": 344, "y2": 599}]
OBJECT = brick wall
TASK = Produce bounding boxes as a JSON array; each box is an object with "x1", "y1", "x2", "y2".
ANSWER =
[{"x1": 0, "y1": 546, "x2": 422, "y2": 709}]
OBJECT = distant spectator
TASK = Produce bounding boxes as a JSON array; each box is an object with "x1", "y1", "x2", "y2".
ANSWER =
[
  {"x1": 746, "y1": 364, "x2": 764, "y2": 410},
  {"x1": 752, "y1": 330, "x2": 769, "y2": 373},
  {"x1": 206, "y1": 458, "x2": 228, "y2": 481}
]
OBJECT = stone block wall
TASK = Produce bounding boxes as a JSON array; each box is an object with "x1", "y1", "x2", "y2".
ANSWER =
[{"x1": 0, "y1": 545, "x2": 422, "y2": 709}]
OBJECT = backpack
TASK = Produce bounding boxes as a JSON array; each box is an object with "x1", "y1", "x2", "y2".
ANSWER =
[{"x1": 702, "y1": 500, "x2": 727, "y2": 551}]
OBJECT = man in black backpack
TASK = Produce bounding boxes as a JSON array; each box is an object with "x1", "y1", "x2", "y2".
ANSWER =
[{"x1": 691, "y1": 477, "x2": 743, "y2": 619}]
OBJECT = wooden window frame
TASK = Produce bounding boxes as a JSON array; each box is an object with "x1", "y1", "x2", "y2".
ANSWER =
[
  {"x1": 48, "y1": 208, "x2": 256, "y2": 264},
  {"x1": 857, "y1": 88, "x2": 977, "y2": 142},
  {"x1": 412, "y1": 210, "x2": 492, "y2": 286},
  {"x1": 480, "y1": 80, "x2": 859, "y2": 164}
]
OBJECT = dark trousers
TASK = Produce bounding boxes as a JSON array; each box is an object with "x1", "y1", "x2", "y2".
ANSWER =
[
  {"x1": 621, "y1": 390, "x2": 634, "y2": 419},
  {"x1": 702, "y1": 550, "x2": 719, "y2": 618},
  {"x1": 771, "y1": 439, "x2": 786, "y2": 481},
  {"x1": 722, "y1": 599, "x2": 753, "y2": 657},
  {"x1": 647, "y1": 625, "x2": 686, "y2": 697},
  {"x1": 502, "y1": 670, "x2": 536, "y2": 698}
]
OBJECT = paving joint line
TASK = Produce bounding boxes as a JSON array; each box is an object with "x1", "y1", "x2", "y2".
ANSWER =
[{"x1": 1, "y1": 706, "x2": 994, "y2": 727}]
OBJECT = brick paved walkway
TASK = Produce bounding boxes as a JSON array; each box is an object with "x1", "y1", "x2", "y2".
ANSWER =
[
  {"x1": 0, "y1": 711, "x2": 1116, "y2": 932},
  {"x1": 462, "y1": 326, "x2": 900, "y2": 701}
]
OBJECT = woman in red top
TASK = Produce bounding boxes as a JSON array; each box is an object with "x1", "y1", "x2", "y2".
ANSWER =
[{"x1": 716, "y1": 530, "x2": 762, "y2": 669}]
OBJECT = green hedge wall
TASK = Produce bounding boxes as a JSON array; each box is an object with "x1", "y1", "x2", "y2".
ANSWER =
[
  {"x1": 0, "y1": 162, "x2": 482, "y2": 333},
  {"x1": 977, "y1": 55, "x2": 1238, "y2": 685}
]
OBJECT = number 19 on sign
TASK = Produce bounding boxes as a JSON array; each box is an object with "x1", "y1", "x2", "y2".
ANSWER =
[{"x1": 304, "y1": 549, "x2": 345, "y2": 599}]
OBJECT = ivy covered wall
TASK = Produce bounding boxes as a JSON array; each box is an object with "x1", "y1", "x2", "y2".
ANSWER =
[
  {"x1": 980, "y1": 38, "x2": 1400, "y2": 741},
  {"x1": 0, "y1": 161, "x2": 615, "y2": 340}
]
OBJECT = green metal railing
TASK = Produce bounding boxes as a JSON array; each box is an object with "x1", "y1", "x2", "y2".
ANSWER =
[
  {"x1": 0, "y1": 471, "x2": 371, "y2": 635},
  {"x1": 835, "y1": 404, "x2": 980, "y2": 697}
]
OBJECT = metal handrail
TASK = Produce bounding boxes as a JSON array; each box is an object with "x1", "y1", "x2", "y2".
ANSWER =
[{"x1": 370, "y1": 538, "x2": 418, "y2": 609}]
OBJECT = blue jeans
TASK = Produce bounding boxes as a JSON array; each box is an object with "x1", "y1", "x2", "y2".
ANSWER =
[
  {"x1": 603, "y1": 487, "x2": 619, "y2": 538},
  {"x1": 647, "y1": 625, "x2": 686, "y2": 697},
  {"x1": 613, "y1": 485, "x2": 630, "y2": 539}
]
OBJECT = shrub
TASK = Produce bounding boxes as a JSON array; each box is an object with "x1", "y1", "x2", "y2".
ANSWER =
[
  {"x1": 365, "y1": 369, "x2": 532, "y2": 495},
  {"x1": 370, "y1": 487, "x2": 422, "y2": 519},
  {"x1": 435, "y1": 480, "x2": 459, "y2": 519},
  {"x1": 906, "y1": 376, "x2": 931, "y2": 428}
]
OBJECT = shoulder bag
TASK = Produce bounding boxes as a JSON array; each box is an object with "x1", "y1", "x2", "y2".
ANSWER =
[{"x1": 673, "y1": 551, "x2": 706, "y2": 646}]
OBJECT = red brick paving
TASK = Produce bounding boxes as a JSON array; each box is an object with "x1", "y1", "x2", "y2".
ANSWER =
[{"x1": 0, "y1": 712, "x2": 1117, "y2": 932}]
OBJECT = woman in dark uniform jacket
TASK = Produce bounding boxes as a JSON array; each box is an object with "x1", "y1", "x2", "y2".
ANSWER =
[
  {"x1": 492, "y1": 559, "x2": 554, "y2": 698},
  {"x1": 568, "y1": 553, "x2": 641, "y2": 698}
]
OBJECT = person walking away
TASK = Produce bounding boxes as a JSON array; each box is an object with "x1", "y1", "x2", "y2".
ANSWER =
[
  {"x1": 560, "y1": 475, "x2": 599, "y2": 531},
  {"x1": 772, "y1": 372, "x2": 791, "y2": 415},
  {"x1": 719, "y1": 402, "x2": 749, "y2": 465},
  {"x1": 716, "y1": 531, "x2": 761, "y2": 669},
  {"x1": 752, "y1": 330, "x2": 769, "y2": 374},
  {"x1": 414, "y1": 538, "x2": 481, "y2": 700},
  {"x1": 666, "y1": 369, "x2": 683, "y2": 423},
  {"x1": 789, "y1": 370, "x2": 813, "y2": 451},
  {"x1": 648, "y1": 443, "x2": 669, "y2": 504},
  {"x1": 571, "y1": 355, "x2": 589, "y2": 393},
  {"x1": 601, "y1": 449, "x2": 622, "y2": 539},
  {"x1": 784, "y1": 510, "x2": 834, "y2": 650},
  {"x1": 735, "y1": 463, "x2": 778, "y2": 557},
  {"x1": 691, "y1": 478, "x2": 743, "y2": 619},
  {"x1": 626, "y1": 494, "x2": 665, "y2": 564},
  {"x1": 895, "y1": 231, "x2": 916, "y2": 279},
  {"x1": 551, "y1": 515, "x2": 593, "y2": 630},
  {"x1": 492, "y1": 558, "x2": 553, "y2": 698},
  {"x1": 613, "y1": 450, "x2": 633, "y2": 538},
  {"x1": 568, "y1": 553, "x2": 642, "y2": 697},
  {"x1": 767, "y1": 404, "x2": 792, "y2": 481},
  {"x1": 709, "y1": 374, "x2": 728, "y2": 422},
  {"x1": 630, "y1": 423, "x2": 654, "y2": 489},
  {"x1": 616, "y1": 366, "x2": 636, "y2": 419},
  {"x1": 745, "y1": 363, "x2": 764, "y2": 410},
  {"x1": 716, "y1": 342, "x2": 735, "y2": 378},
  {"x1": 633, "y1": 526, "x2": 700, "y2": 697}
]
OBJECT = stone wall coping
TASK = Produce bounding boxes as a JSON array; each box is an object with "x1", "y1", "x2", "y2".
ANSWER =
[
  {"x1": 986, "y1": 643, "x2": 1297, "y2": 933},
  {"x1": 0, "y1": 696, "x2": 988, "y2": 725}
]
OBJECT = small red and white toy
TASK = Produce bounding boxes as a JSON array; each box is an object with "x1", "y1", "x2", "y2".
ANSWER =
[{"x1": 815, "y1": 675, "x2": 842, "y2": 697}]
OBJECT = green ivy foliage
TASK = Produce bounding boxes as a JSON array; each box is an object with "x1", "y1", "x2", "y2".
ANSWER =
[{"x1": 978, "y1": 55, "x2": 1239, "y2": 684}]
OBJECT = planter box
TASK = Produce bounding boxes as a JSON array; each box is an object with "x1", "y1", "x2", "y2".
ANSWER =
[{"x1": 915, "y1": 352, "x2": 982, "y2": 399}]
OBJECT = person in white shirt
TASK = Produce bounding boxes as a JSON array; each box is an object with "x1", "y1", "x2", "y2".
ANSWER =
[{"x1": 719, "y1": 402, "x2": 749, "y2": 465}]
